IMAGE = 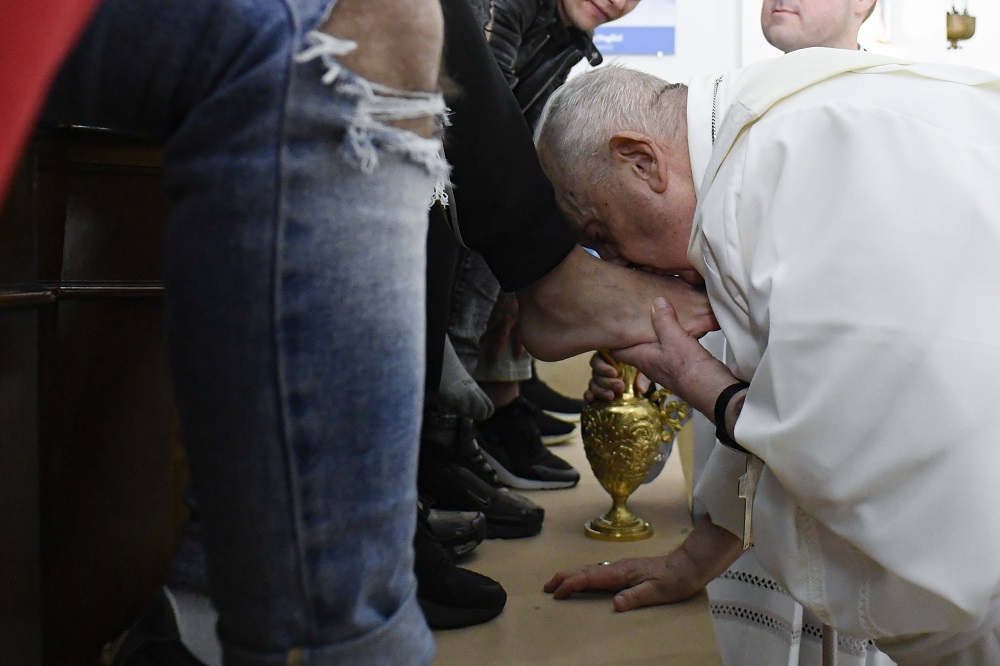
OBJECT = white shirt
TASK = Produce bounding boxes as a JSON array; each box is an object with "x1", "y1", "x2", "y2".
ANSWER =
[{"x1": 687, "y1": 47, "x2": 1000, "y2": 663}]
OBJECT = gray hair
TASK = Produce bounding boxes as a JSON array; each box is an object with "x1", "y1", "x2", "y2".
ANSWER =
[{"x1": 534, "y1": 65, "x2": 687, "y2": 190}]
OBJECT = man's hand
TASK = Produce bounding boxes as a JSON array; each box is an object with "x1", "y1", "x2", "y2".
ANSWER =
[
  {"x1": 544, "y1": 516, "x2": 742, "y2": 612},
  {"x1": 544, "y1": 554, "x2": 704, "y2": 612},
  {"x1": 615, "y1": 297, "x2": 736, "y2": 418}
]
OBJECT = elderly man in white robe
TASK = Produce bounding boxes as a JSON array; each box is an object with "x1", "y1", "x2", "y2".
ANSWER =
[
  {"x1": 669, "y1": 1, "x2": 888, "y2": 663},
  {"x1": 538, "y1": 51, "x2": 1000, "y2": 666}
]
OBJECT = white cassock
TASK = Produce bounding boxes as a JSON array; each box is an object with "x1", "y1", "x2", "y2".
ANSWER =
[
  {"x1": 686, "y1": 48, "x2": 1000, "y2": 666},
  {"x1": 686, "y1": 58, "x2": 895, "y2": 666}
]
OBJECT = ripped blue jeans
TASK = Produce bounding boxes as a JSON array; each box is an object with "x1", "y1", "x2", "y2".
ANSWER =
[{"x1": 43, "y1": 0, "x2": 446, "y2": 663}]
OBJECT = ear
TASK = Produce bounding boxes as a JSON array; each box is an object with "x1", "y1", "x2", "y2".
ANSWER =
[{"x1": 609, "y1": 132, "x2": 668, "y2": 193}]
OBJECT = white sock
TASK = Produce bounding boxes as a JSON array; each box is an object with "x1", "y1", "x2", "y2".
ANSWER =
[{"x1": 165, "y1": 586, "x2": 222, "y2": 666}]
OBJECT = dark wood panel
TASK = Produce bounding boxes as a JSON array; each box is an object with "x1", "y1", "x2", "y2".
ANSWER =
[
  {"x1": 0, "y1": 154, "x2": 37, "y2": 287},
  {"x1": 34, "y1": 130, "x2": 165, "y2": 285},
  {"x1": 0, "y1": 162, "x2": 43, "y2": 665},
  {"x1": 1, "y1": 128, "x2": 187, "y2": 666},
  {"x1": 38, "y1": 299, "x2": 178, "y2": 664}
]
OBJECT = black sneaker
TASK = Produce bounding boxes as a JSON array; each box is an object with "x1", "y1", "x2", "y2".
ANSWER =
[
  {"x1": 476, "y1": 397, "x2": 580, "y2": 490},
  {"x1": 521, "y1": 368, "x2": 586, "y2": 421},
  {"x1": 418, "y1": 498, "x2": 486, "y2": 559},
  {"x1": 414, "y1": 519, "x2": 507, "y2": 630},
  {"x1": 532, "y1": 403, "x2": 577, "y2": 445},
  {"x1": 103, "y1": 588, "x2": 207, "y2": 666},
  {"x1": 418, "y1": 410, "x2": 544, "y2": 539}
]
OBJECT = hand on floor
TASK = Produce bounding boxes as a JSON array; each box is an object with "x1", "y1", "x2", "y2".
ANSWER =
[
  {"x1": 544, "y1": 516, "x2": 743, "y2": 613},
  {"x1": 543, "y1": 552, "x2": 703, "y2": 613}
]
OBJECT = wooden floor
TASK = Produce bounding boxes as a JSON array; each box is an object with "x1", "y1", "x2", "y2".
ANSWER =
[{"x1": 432, "y1": 356, "x2": 721, "y2": 665}]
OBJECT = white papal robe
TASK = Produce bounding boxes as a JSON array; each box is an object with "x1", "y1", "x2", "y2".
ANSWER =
[
  {"x1": 687, "y1": 48, "x2": 1000, "y2": 665},
  {"x1": 686, "y1": 61, "x2": 895, "y2": 666}
]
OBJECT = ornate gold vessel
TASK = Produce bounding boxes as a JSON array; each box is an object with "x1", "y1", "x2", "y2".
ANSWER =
[
  {"x1": 581, "y1": 362, "x2": 688, "y2": 541},
  {"x1": 947, "y1": 9, "x2": 976, "y2": 49}
]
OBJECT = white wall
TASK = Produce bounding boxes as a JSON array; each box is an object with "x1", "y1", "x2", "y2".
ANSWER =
[
  {"x1": 594, "y1": 0, "x2": 1000, "y2": 82},
  {"x1": 611, "y1": 1, "x2": 744, "y2": 80},
  {"x1": 868, "y1": 0, "x2": 1000, "y2": 72}
]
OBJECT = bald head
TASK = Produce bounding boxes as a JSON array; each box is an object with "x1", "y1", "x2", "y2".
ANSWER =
[{"x1": 761, "y1": 0, "x2": 877, "y2": 52}]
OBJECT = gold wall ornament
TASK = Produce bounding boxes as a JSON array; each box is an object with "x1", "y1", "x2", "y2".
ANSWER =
[
  {"x1": 947, "y1": 8, "x2": 976, "y2": 49},
  {"x1": 581, "y1": 362, "x2": 689, "y2": 541}
]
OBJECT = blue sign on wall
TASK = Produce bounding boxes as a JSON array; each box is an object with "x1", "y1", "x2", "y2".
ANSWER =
[
  {"x1": 593, "y1": 0, "x2": 676, "y2": 56},
  {"x1": 593, "y1": 26, "x2": 675, "y2": 55}
]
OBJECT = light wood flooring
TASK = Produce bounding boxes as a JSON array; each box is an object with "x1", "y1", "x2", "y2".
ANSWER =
[{"x1": 431, "y1": 355, "x2": 721, "y2": 665}]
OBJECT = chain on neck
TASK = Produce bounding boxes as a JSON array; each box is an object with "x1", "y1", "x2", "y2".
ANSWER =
[{"x1": 711, "y1": 75, "x2": 724, "y2": 145}]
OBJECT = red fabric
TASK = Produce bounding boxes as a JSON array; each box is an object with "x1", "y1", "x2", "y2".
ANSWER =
[{"x1": 0, "y1": 0, "x2": 99, "y2": 198}]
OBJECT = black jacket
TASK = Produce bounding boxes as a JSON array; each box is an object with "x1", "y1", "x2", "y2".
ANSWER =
[
  {"x1": 484, "y1": 0, "x2": 602, "y2": 129},
  {"x1": 441, "y1": 0, "x2": 576, "y2": 291},
  {"x1": 425, "y1": 0, "x2": 579, "y2": 390}
]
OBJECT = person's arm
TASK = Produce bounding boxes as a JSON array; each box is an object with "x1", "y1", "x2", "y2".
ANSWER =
[
  {"x1": 441, "y1": 0, "x2": 577, "y2": 291},
  {"x1": 615, "y1": 296, "x2": 742, "y2": 430},
  {"x1": 544, "y1": 514, "x2": 742, "y2": 612},
  {"x1": 482, "y1": 0, "x2": 530, "y2": 88}
]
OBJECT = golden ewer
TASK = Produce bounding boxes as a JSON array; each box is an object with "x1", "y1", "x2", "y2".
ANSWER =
[{"x1": 580, "y1": 362, "x2": 689, "y2": 541}]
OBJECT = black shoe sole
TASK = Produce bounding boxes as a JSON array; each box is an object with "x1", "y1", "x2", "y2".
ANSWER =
[
  {"x1": 427, "y1": 511, "x2": 487, "y2": 558},
  {"x1": 418, "y1": 465, "x2": 544, "y2": 539},
  {"x1": 539, "y1": 409, "x2": 582, "y2": 423},
  {"x1": 420, "y1": 597, "x2": 505, "y2": 630},
  {"x1": 534, "y1": 411, "x2": 578, "y2": 443},
  {"x1": 540, "y1": 430, "x2": 576, "y2": 445},
  {"x1": 485, "y1": 513, "x2": 542, "y2": 539},
  {"x1": 478, "y1": 447, "x2": 580, "y2": 491}
]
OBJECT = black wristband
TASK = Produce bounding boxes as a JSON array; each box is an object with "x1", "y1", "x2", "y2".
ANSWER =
[{"x1": 714, "y1": 381, "x2": 750, "y2": 453}]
